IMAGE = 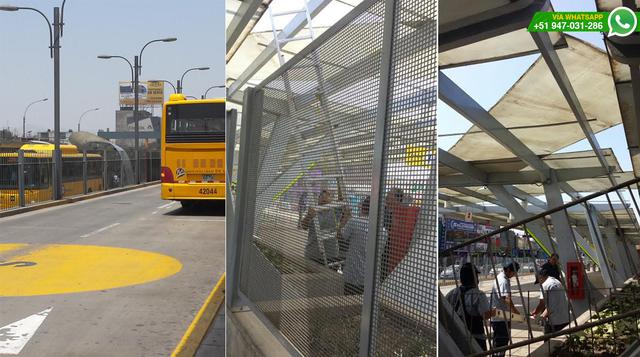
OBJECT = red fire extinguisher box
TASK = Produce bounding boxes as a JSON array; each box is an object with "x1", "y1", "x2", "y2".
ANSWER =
[{"x1": 566, "y1": 261, "x2": 585, "y2": 300}]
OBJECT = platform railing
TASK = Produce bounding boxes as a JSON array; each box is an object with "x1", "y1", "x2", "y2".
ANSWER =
[
  {"x1": 440, "y1": 176, "x2": 640, "y2": 356},
  {"x1": 0, "y1": 149, "x2": 160, "y2": 212}
]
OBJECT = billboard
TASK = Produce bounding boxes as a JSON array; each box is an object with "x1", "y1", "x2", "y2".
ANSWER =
[{"x1": 119, "y1": 81, "x2": 164, "y2": 106}]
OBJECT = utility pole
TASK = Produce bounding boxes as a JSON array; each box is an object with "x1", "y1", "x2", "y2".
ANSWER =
[
  {"x1": 53, "y1": 6, "x2": 62, "y2": 200},
  {"x1": 134, "y1": 55, "x2": 140, "y2": 184}
]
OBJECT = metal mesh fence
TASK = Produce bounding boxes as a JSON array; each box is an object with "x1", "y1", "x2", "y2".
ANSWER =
[
  {"x1": 0, "y1": 147, "x2": 160, "y2": 212},
  {"x1": 369, "y1": 0, "x2": 438, "y2": 355},
  {"x1": 439, "y1": 177, "x2": 640, "y2": 356},
  {"x1": 234, "y1": 0, "x2": 437, "y2": 355}
]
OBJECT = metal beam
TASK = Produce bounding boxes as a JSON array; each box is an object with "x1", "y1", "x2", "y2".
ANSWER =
[
  {"x1": 439, "y1": 0, "x2": 549, "y2": 52},
  {"x1": 531, "y1": 31, "x2": 611, "y2": 176},
  {"x1": 447, "y1": 187, "x2": 502, "y2": 206},
  {"x1": 440, "y1": 167, "x2": 611, "y2": 187},
  {"x1": 438, "y1": 148, "x2": 487, "y2": 182},
  {"x1": 532, "y1": 31, "x2": 640, "y2": 232},
  {"x1": 543, "y1": 177, "x2": 589, "y2": 315},
  {"x1": 442, "y1": 201, "x2": 627, "y2": 216},
  {"x1": 227, "y1": 0, "x2": 333, "y2": 98},
  {"x1": 439, "y1": 193, "x2": 488, "y2": 211},
  {"x1": 504, "y1": 186, "x2": 547, "y2": 209},
  {"x1": 226, "y1": 0, "x2": 268, "y2": 58},
  {"x1": 488, "y1": 185, "x2": 555, "y2": 253},
  {"x1": 584, "y1": 203, "x2": 618, "y2": 288},
  {"x1": 439, "y1": 71, "x2": 552, "y2": 177}
]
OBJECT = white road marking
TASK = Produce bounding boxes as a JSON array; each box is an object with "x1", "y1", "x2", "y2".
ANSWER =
[
  {"x1": 157, "y1": 202, "x2": 175, "y2": 209},
  {"x1": 0, "y1": 307, "x2": 52, "y2": 355},
  {"x1": 80, "y1": 223, "x2": 121, "y2": 238},
  {"x1": 151, "y1": 210, "x2": 159, "y2": 215}
]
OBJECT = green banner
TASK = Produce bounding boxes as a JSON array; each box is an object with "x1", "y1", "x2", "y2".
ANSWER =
[{"x1": 528, "y1": 11, "x2": 640, "y2": 36}]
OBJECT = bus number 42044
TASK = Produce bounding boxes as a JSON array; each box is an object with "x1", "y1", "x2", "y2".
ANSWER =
[{"x1": 199, "y1": 188, "x2": 218, "y2": 195}]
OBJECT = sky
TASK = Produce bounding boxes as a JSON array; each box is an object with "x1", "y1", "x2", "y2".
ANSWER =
[
  {"x1": 0, "y1": 0, "x2": 225, "y2": 136},
  {"x1": 437, "y1": 0, "x2": 634, "y2": 172}
]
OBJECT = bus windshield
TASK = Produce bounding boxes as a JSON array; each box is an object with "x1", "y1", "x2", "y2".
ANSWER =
[{"x1": 166, "y1": 102, "x2": 225, "y2": 143}]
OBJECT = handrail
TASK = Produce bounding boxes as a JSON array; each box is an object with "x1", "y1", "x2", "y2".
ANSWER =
[
  {"x1": 470, "y1": 307, "x2": 640, "y2": 356},
  {"x1": 441, "y1": 176, "x2": 640, "y2": 255}
]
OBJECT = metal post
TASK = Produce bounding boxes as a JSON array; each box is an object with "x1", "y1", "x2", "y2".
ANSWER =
[
  {"x1": 102, "y1": 149, "x2": 108, "y2": 191},
  {"x1": 543, "y1": 176, "x2": 589, "y2": 316},
  {"x1": 53, "y1": 6, "x2": 62, "y2": 200},
  {"x1": 228, "y1": 88, "x2": 263, "y2": 308},
  {"x1": 82, "y1": 150, "x2": 88, "y2": 194},
  {"x1": 583, "y1": 203, "x2": 618, "y2": 288},
  {"x1": 18, "y1": 150, "x2": 25, "y2": 207},
  {"x1": 226, "y1": 108, "x2": 238, "y2": 214},
  {"x1": 359, "y1": 1, "x2": 397, "y2": 355},
  {"x1": 177, "y1": 79, "x2": 182, "y2": 94},
  {"x1": 120, "y1": 158, "x2": 125, "y2": 188},
  {"x1": 134, "y1": 55, "x2": 140, "y2": 184}
]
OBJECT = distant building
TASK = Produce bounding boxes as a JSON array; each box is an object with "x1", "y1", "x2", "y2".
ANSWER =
[
  {"x1": 115, "y1": 109, "x2": 160, "y2": 148},
  {"x1": 36, "y1": 130, "x2": 72, "y2": 143}
]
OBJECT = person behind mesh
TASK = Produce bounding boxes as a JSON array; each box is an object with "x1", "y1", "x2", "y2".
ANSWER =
[
  {"x1": 531, "y1": 253, "x2": 561, "y2": 318},
  {"x1": 445, "y1": 262, "x2": 493, "y2": 351},
  {"x1": 531, "y1": 267, "x2": 570, "y2": 333},
  {"x1": 297, "y1": 191, "x2": 308, "y2": 229},
  {"x1": 301, "y1": 189, "x2": 332, "y2": 263},
  {"x1": 342, "y1": 196, "x2": 370, "y2": 295},
  {"x1": 490, "y1": 260, "x2": 521, "y2": 356}
]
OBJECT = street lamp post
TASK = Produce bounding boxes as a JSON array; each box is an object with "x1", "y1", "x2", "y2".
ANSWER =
[
  {"x1": 202, "y1": 85, "x2": 225, "y2": 99},
  {"x1": 177, "y1": 67, "x2": 210, "y2": 94},
  {"x1": 1, "y1": 1, "x2": 68, "y2": 200},
  {"x1": 97, "y1": 37, "x2": 175, "y2": 184},
  {"x1": 77, "y1": 107, "x2": 100, "y2": 132},
  {"x1": 22, "y1": 98, "x2": 48, "y2": 139}
]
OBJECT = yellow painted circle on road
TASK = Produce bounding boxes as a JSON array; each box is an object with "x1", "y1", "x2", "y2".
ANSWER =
[{"x1": 0, "y1": 244, "x2": 182, "y2": 296}]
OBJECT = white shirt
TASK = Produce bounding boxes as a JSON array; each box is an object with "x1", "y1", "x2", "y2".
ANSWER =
[
  {"x1": 490, "y1": 271, "x2": 511, "y2": 321},
  {"x1": 540, "y1": 276, "x2": 570, "y2": 326}
]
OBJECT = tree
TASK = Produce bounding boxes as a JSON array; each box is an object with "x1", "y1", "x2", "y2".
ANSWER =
[{"x1": 0, "y1": 128, "x2": 15, "y2": 141}]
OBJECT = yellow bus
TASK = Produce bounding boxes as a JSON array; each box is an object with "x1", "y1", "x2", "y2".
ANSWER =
[
  {"x1": 160, "y1": 94, "x2": 225, "y2": 208},
  {"x1": 0, "y1": 143, "x2": 103, "y2": 209}
]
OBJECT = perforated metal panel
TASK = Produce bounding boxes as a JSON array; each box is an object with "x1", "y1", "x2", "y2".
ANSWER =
[
  {"x1": 234, "y1": 0, "x2": 437, "y2": 355},
  {"x1": 368, "y1": 0, "x2": 438, "y2": 355}
]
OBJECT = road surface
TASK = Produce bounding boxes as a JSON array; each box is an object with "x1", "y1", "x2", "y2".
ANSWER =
[{"x1": 0, "y1": 185, "x2": 224, "y2": 356}]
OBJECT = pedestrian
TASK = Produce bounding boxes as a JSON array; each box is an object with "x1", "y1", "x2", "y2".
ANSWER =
[
  {"x1": 541, "y1": 253, "x2": 561, "y2": 280},
  {"x1": 531, "y1": 253, "x2": 561, "y2": 316},
  {"x1": 297, "y1": 191, "x2": 308, "y2": 228},
  {"x1": 490, "y1": 261, "x2": 521, "y2": 355},
  {"x1": 532, "y1": 267, "x2": 570, "y2": 333},
  {"x1": 342, "y1": 196, "x2": 370, "y2": 295},
  {"x1": 445, "y1": 262, "x2": 493, "y2": 351}
]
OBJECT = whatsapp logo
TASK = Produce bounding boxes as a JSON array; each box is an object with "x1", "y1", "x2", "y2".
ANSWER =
[{"x1": 608, "y1": 6, "x2": 637, "y2": 37}]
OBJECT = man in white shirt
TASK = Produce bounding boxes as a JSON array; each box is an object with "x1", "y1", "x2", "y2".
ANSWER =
[
  {"x1": 490, "y1": 261, "x2": 521, "y2": 354},
  {"x1": 532, "y1": 267, "x2": 570, "y2": 333}
]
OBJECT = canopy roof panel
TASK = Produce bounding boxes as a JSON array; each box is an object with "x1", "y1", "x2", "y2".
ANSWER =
[
  {"x1": 226, "y1": 0, "x2": 363, "y2": 101},
  {"x1": 447, "y1": 35, "x2": 622, "y2": 162}
]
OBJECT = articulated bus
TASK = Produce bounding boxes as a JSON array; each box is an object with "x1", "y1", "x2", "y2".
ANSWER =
[
  {"x1": 160, "y1": 94, "x2": 225, "y2": 208},
  {"x1": 0, "y1": 143, "x2": 103, "y2": 209}
]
